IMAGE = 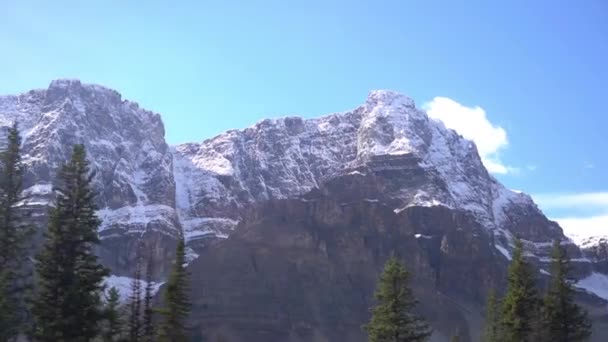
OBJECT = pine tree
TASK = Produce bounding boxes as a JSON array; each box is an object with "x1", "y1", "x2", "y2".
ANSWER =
[
  {"x1": 31, "y1": 144, "x2": 110, "y2": 341},
  {"x1": 0, "y1": 122, "x2": 33, "y2": 340},
  {"x1": 0, "y1": 271, "x2": 15, "y2": 341},
  {"x1": 103, "y1": 287, "x2": 125, "y2": 342},
  {"x1": 482, "y1": 289, "x2": 501, "y2": 342},
  {"x1": 142, "y1": 258, "x2": 155, "y2": 342},
  {"x1": 500, "y1": 238, "x2": 540, "y2": 342},
  {"x1": 364, "y1": 256, "x2": 432, "y2": 342},
  {"x1": 129, "y1": 258, "x2": 143, "y2": 342},
  {"x1": 542, "y1": 240, "x2": 592, "y2": 342},
  {"x1": 158, "y1": 238, "x2": 191, "y2": 342}
]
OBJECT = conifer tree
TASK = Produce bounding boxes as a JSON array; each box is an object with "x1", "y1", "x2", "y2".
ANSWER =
[
  {"x1": 0, "y1": 272, "x2": 15, "y2": 341},
  {"x1": 142, "y1": 258, "x2": 155, "y2": 342},
  {"x1": 500, "y1": 238, "x2": 540, "y2": 342},
  {"x1": 364, "y1": 256, "x2": 432, "y2": 342},
  {"x1": 129, "y1": 258, "x2": 143, "y2": 342},
  {"x1": 32, "y1": 144, "x2": 110, "y2": 341},
  {"x1": 542, "y1": 240, "x2": 592, "y2": 341},
  {"x1": 0, "y1": 122, "x2": 33, "y2": 340},
  {"x1": 158, "y1": 238, "x2": 191, "y2": 342},
  {"x1": 103, "y1": 287, "x2": 125, "y2": 342},
  {"x1": 482, "y1": 289, "x2": 501, "y2": 342}
]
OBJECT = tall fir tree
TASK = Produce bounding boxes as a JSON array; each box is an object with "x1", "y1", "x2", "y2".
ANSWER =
[
  {"x1": 542, "y1": 240, "x2": 592, "y2": 342},
  {"x1": 364, "y1": 256, "x2": 432, "y2": 342},
  {"x1": 0, "y1": 272, "x2": 15, "y2": 341},
  {"x1": 482, "y1": 289, "x2": 501, "y2": 342},
  {"x1": 31, "y1": 144, "x2": 110, "y2": 341},
  {"x1": 129, "y1": 257, "x2": 143, "y2": 342},
  {"x1": 0, "y1": 122, "x2": 33, "y2": 340},
  {"x1": 158, "y1": 238, "x2": 191, "y2": 342},
  {"x1": 142, "y1": 257, "x2": 155, "y2": 342},
  {"x1": 103, "y1": 287, "x2": 125, "y2": 342},
  {"x1": 500, "y1": 238, "x2": 540, "y2": 342}
]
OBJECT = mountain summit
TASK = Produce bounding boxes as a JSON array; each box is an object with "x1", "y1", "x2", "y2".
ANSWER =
[{"x1": 1, "y1": 80, "x2": 606, "y2": 340}]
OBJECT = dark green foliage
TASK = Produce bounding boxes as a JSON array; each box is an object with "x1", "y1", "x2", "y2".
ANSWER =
[
  {"x1": 142, "y1": 259, "x2": 155, "y2": 342},
  {"x1": 31, "y1": 144, "x2": 110, "y2": 341},
  {"x1": 482, "y1": 289, "x2": 501, "y2": 342},
  {"x1": 0, "y1": 271, "x2": 16, "y2": 341},
  {"x1": 0, "y1": 122, "x2": 34, "y2": 340},
  {"x1": 129, "y1": 259, "x2": 143, "y2": 342},
  {"x1": 103, "y1": 287, "x2": 125, "y2": 342},
  {"x1": 157, "y1": 239, "x2": 191, "y2": 342},
  {"x1": 364, "y1": 256, "x2": 432, "y2": 342},
  {"x1": 450, "y1": 333, "x2": 460, "y2": 342},
  {"x1": 500, "y1": 238, "x2": 540, "y2": 342},
  {"x1": 542, "y1": 240, "x2": 592, "y2": 342}
]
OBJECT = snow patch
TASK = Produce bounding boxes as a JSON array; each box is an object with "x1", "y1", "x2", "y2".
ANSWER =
[
  {"x1": 185, "y1": 246, "x2": 199, "y2": 264},
  {"x1": 23, "y1": 183, "x2": 53, "y2": 195},
  {"x1": 16, "y1": 183, "x2": 53, "y2": 207},
  {"x1": 394, "y1": 190, "x2": 448, "y2": 213},
  {"x1": 576, "y1": 273, "x2": 608, "y2": 300},
  {"x1": 495, "y1": 244, "x2": 512, "y2": 260},
  {"x1": 348, "y1": 170, "x2": 366, "y2": 176},
  {"x1": 534, "y1": 256, "x2": 592, "y2": 264},
  {"x1": 104, "y1": 275, "x2": 164, "y2": 303},
  {"x1": 181, "y1": 217, "x2": 238, "y2": 241},
  {"x1": 97, "y1": 204, "x2": 179, "y2": 236}
]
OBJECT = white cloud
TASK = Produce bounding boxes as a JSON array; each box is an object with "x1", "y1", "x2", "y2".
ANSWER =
[
  {"x1": 533, "y1": 192, "x2": 608, "y2": 210},
  {"x1": 533, "y1": 192, "x2": 608, "y2": 245},
  {"x1": 424, "y1": 97, "x2": 514, "y2": 174},
  {"x1": 553, "y1": 215, "x2": 608, "y2": 246}
]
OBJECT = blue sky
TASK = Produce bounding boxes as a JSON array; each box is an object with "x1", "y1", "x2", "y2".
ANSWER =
[{"x1": 1, "y1": 0, "x2": 607, "y2": 238}]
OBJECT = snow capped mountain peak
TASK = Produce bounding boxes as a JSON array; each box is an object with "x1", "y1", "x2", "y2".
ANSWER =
[
  {"x1": 0, "y1": 83, "x2": 549, "y2": 243},
  {"x1": 48, "y1": 78, "x2": 84, "y2": 89},
  {"x1": 0, "y1": 78, "x2": 176, "y2": 230},
  {"x1": 48, "y1": 78, "x2": 119, "y2": 97},
  {"x1": 365, "y1": 89, "x2": 416, "y2": 109},
  {"x1": 358, "y1": 90, "x2": 430, "y2": 159},
  {"x1": 0, "y1": 82, "x2": 590, "y2": 289},
  {"x1": 171, "y1": 89, "x2": 558, "y2": 253}
]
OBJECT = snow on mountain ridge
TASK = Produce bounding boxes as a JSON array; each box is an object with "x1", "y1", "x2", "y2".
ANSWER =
[
  {"x1": 173, "y1": 89, "x2": 541, "y2": 249},
  {"x1": 0, "y1": 79, "x2": 178, "y2": 241},
  {"x1": 0, "y1": 81, "x2": 577, "y2": 283},
  {"x1": 358, "y1": 90, "x2": 427, "y2": 157},
  {"x1": 0, "y1": 82, "x2": 550, "y2": 244}
]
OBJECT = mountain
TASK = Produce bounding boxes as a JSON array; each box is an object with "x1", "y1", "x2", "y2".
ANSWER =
[
  {"x1": 1, "y1": 80, "x2": 606, "y2": 340},
  {"x1": 0, "y1": 79, "x2": 177, "y2": 280}
]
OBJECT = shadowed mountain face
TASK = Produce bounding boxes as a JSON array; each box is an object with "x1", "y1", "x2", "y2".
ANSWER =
[
  {"x1": 185, "y1": 168, "x2": 607, "y2": 342},
  {"x1": 0, "y1": 80, "x2": 606, "y2": 341},
  {"x1": 187, "y1": 172, "x2": 506, "y2": 342}
]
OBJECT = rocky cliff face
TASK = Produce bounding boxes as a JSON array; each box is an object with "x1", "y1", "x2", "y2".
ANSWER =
[
  {"x1": 187, "y1": 173, "x2": 506, "y2": 341},
  {"x1": 0, "y1": 79, "x2": 177, "y2": 280},
  {"x1": 1, "y1": 80, "x2": 606, "y2": 340},
  {"x1": 184, "y1": 159, "x2": 606, "y2": 341}
]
